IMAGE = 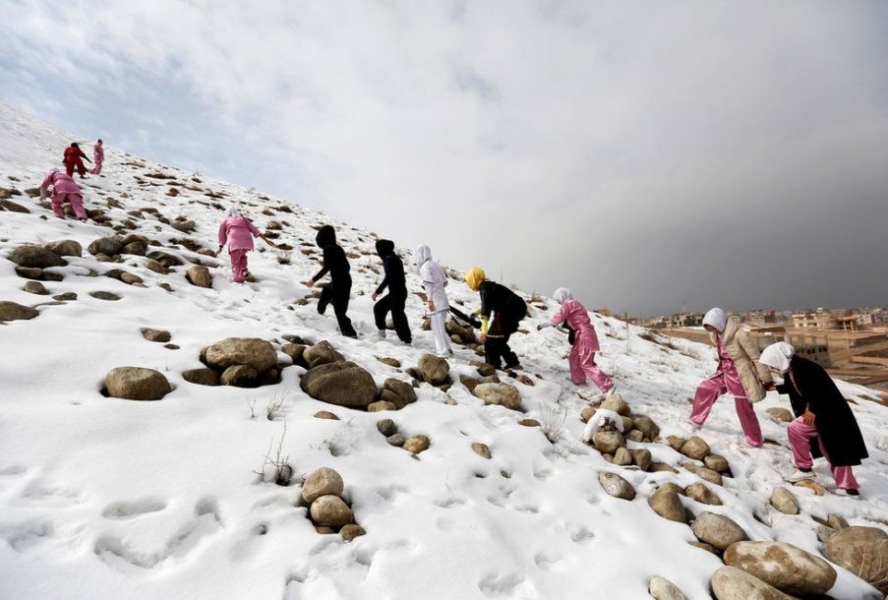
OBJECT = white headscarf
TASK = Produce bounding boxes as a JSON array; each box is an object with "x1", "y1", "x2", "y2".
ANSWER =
[
  {"x1": 702, "y1": 307, "x2": 728, "y2": 333},
  {"x1": 413, "y1": 244, "x2": 431, "y2": 270},
  {"x1": 759, "y1": 342, "x2": 795, "y2": 374},
  {"x1": 553, "y1": 288, "x2": 573, "y2": 303},
  {"x1": 226, "y1": 206, "x2": 241, "y2": 218}
]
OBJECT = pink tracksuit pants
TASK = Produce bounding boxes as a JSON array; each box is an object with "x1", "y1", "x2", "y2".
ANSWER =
[
  {"x1": 787, "y1": 417, "x2": 859, "y2": 490},
  {"x1": 52, "y1": 193, "x2": 87, "y2": 220},
  {"x1": 569, "y1": 328, "x2": 613, "y2": 392},
  {"x1": 690, "y1": 361, "x2": 763, "y2": 447},
  {"x1": 229, "y1": 249, "x2": 249, "y2": 283}
]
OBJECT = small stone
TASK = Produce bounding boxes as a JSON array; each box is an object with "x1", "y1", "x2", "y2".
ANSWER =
[
  {"x1": 766, "y1": 407, "x2": 794, "y2": 423},
  {"x1": 649, "y1": 483, "x2": 688, "y2": 524},
  {"x1": 52, "y1": 292, "x2": 77, "y2": 301},
  {"x1": 141, "y1": 328, "x2": 172, "y2": 343},
  {"x1": 303, "y1": 340, "x2": 345, "y2": 368},
  {"x1": 89, "y1": 291, "x2": 121, "y2": 301},
  {"x1": 793, "y1": 479, "x2": 825, "y2": 496},
  {"x1": 0, "y1": 301, "x2": 39, "y2": 321},
  {"x1": 519, "y1": 418, "x2": 540, "y2": 427},
  {"x1": 632, "y1": 415, "x2": 660, "y2": 440},
  {"x1": 376, "y1": 419, "x2": 398, "y2": 437},
  {"x1": 309, "y1": 495, "x2": 353, "y2": 529},
  {"x1": 186, "y1": 265, "x2": 212, "y2": 288},
  {"x1": 367, "y1": 400, "x2": 395, "y2": 412},
  {"x1": 23, "y1": 281, "x2": 49, "y2": 295},
  {"x1": 403, "y1": 435, "x2": 430, "y2": 454},
  {"x1": 182, "y1": 368, "x2": 218, "y2": 386},
  {"x1": 9, "y1": 244, "x2": 66, "y2": 268},
  {"x1": 685, "y1": 483, "x2": 722, "y2": 506},
  {"x1": 630, "y1": 448, "x2": 652, "y2": 471},
  {"x1": 417, "y1": 354, "x2": 450, "y2": 385},
  {"x1": 593, "y1": 430, "x2": 625, "y2": 454},
  {"x1": 599, "y1": 472, "x2": 636, "y2": 501},
  {"x1": 472, "y1": 442, "x2": 491, "y2": 459},
  {"x1": 626, "y1": 429, "x2": 645, "y2": 443},
  {"x1": 710, "y1": 566, "x2": 793, "y2": 600},
  {"x1": 600, "y1": 392, "x2": 630, "y2": 416},
  {"x1": 104, "y1": 367, "x2": 172, "y2": 400},
  {"x1": 314, "y1": 411, "x2": 339, "y2": 420},
  {"x1": 383, "y1": 378, "x2": 417, "y2": 406},
  {"x1": 691, "y1": 512, "x2": 748, "y2": 550},
  {"x1": 386, "y1": 433, "x2": 405, "y2": 447},
  {"x1": 340, "y1": 524, "x2": 366, "y2": 542},
  {"x1": 825, "y1": 526, "x2": 888, "y2": 593},
  {"x1": 220, "y1": 365, "x2": 258, "y2": 387},
  {"x1": 472, "y1": 382, "x2": 522, "y2": 411},
  {"x1": 770, "y1": 487, "x2": 800, "y2": 515},
  {"x1": 580, "y1": 406, "x2": 597, "y2": 423},
  {"x1": 826, "y1": 514, "x2": 849, "y2": 530},
  {"x1": 650, "y1": 462, "x2": 679, "y2": 474},
  {"x1": 680, "y1": 436, "x2": 710, "y2": 460},
  {"x1": 683, "y1": 463, "x2": 723, "y2": 486},
  {"x1": 666, "y1": 435, "x2": 686, "y2": 451},
  {"x1": 377, "y1": 357, "x2": 401, "y2": 368},
  {"x1": 302, "y1": 467, "x2": 344, "y2": 503},
  {"x1": 648, "y1": 575, "x2": 687, "y2": 600},
  {"x1": 613, "y1": 447, "x2": 633, "y2": 465},
  {"x1": 704, "y1": 454, "x2": 730, "y2": 473}
]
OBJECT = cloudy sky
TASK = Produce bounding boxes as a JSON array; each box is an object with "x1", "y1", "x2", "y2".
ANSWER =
[{"x1": 2, "y1": 0, "x2": 887, "y2": 316}]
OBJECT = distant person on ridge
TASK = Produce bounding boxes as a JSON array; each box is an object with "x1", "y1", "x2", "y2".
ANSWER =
[
  {"x1": 689, "y1": 307, "x2": 771, "y2": 447},
  {"x1": 91, "y1": 139, "x2": 104, "y2": 175},
  {"x1": 216, "y1": 206, "x2": 277, "y2": 284},
  {"x1": 63, "y1": 142, "x2": 90, "y2": 178},
  {"x1": 413, "y1": 244, "x2": 451, "y2": 357},
  {"x1": 758, "y1": 342, "x2": 868, "y2": 496},
  {"x1": 537, "y1": 288, "x2": 616, "y2": 399},
  {"x1": 39, "y1": 168, "x2": 88, "y2": 221},
  {"x1": 302, "y1": 225, "x2": 358, "y2": 338},
  {"x1": 372, "y1": 239, "x2": 412, "y2": 345},
  {"x1": 464, "y1": 267, "x2": 526, "y2": 370}
]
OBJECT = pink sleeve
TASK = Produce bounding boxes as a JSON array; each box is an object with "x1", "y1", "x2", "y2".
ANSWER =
[
  {"x1": 218, "y1": 220, "x2": 229, "y2": 245},
  {"x1": 246, "y1": 219, "x2": 261, "y2": 237},
  {"x1": 40, "y1": 172, "x2": 53, "y2": 189},
  {"x1": 550, "y1": 303, "x2": 569, "y2": 328}
]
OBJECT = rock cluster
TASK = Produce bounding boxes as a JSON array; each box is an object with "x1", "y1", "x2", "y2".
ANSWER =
[
  {"x1": 302, "y1": 467, "x2": 364, "y2": 541},
  {"x1": 186, "y1": 337, "x2": 282, "y2": 388},
  {"x1": 374, "y1": 419, "x2": 430, "y2": 455}
]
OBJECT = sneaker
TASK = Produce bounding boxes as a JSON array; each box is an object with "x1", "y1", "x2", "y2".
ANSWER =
[
  {"x1": 687, "y1": 419, "x2": 702, "y2": 431},
  {"x1": 317, "y1": 299, "x2": 329, "y2": 315},
  {"x1": 835, "y1": 488, "x2": 860, "y2": 498},
  {"x1": 784, "y1": 469, "x2": 816, "y2": 483}
]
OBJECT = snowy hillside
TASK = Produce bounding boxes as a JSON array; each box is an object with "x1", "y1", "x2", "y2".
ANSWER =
[{"x1": 1, "y1": 100, "x2": 887, "y2": 600}]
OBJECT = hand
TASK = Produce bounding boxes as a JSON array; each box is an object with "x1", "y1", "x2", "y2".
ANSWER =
[
  {"x1": 427, "y1": 301, "x2": 435, "y2": 312},
  {"x1": 302, "y1": 279, "x2": 315, "y2": 288},
  {"x1": 479, "y1": 333, "x2": 487, "y2": 344},
  {"x1": 802, "y1": 411, "x2": 816, "y2": 425},
  {"x1": 371, "y1": 293, "x2": 378, "y2": 301}
]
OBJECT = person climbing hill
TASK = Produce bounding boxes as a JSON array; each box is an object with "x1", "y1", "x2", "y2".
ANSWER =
[
  {"x1": 216, "y1": 206, "x2": 277, "y2": 284},
  {"x1": 413, "y1": 244, "x2": 451, "y2": 357},
  {"x1": 464, "y1": 267, "x2": 526, "y2": 370},
  {"x1": 372, "y1": 239, "x2": 412, "y2": 345},
  {"x1": 39, "y1": 168, "x2": 88, "y2": 221},
  {"x1": 63, "y1": 142, "x2": 90, "y2": 178},
  {"x1": 302, "y1": 225, "x2": 357, "y2": 338},
  {"x1": 91, "y1": 139, "x2": 104, "y2": 175}
]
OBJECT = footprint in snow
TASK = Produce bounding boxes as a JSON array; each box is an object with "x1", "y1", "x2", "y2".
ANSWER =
[{"x1": 102, "y1": 498, "x2": 167, "y2": 519}]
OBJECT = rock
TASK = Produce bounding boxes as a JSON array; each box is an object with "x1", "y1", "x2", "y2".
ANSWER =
[
  {"x1": 205, "y1": 338, "x2": 278, "y2": 373},
  {"x1": 631, "y1": 448, "x2": 652, "y2": 471},
  {"x1": 600, "y1": 392, "x2": 630, "y2": 416},
  {"x1": 147, "y1": 250, "x2": 184, "y2": 268},
  {"x1": 171, "y1": 219, "x2": 196, "y2": 233},
  {"x1": 683, "y1": 463, "x2": 723, "y2": 486},
  {"x1": 23, "y1": 281, "x2": 49, "y2": 295},
  {"x1": 710, "y1": 566, "x2": 794, "y2": 600},
  {"x1": 403, "y1": 435, "x2": 430, "y2": 454},
  {"x1": 649, "y1": 576, "x2": 688, "y2": 600},
  {"x1": 417, "y1": 354, "x2": 450, "y2": 385},
  {"x1": 53, "y1": 292, "x2": 77, "y2": 301},
  {"x1": 120, "y1": 272, "x2": 143, "y2": 285},
  {"x1": 0, "y1": 198, "x2": 29, "y2": 212},
  {"x1": 690, "y1": 541, "x2": 719, "y2": 555},
  {"x1": 626, "y1": 429, "x2": 645, "y2": 443},
  {"x1": 685, "y1": 483, "x2": 722, "y2": 506},
  {"x1": 88, "y1": 236, "x2": 125, "y2": 257},
  {"x1": 44, "y1": 240, "x2": 82, "y2": 257},
  {"x1": 220, "y1": 365, "x2": 258, "y2": 387},
  {"x1": 649, "y1": 483, "x2": 688, "y2": 523},
  {"x1": 383, "y1": 378, "x2": 417, "y2": 406},
  {"x1": 769, "y1": 488, "x2": 799, "y2": 515},
  {"x1": 680, "y1": 436, "x2": 710, "y2": 460},
  {"x1": 613, "y1": 447, "x2": 633, "y2": 465},
  {"x1": 793, "y1": 479, "x2": 825, "y2": 496},
  {"x1": 765, "y1": 407, "x2": 794, "y2": 423},
  {"x1": 302, "y1": 467, "x2": 344, "y2": 503},
  {"x1": 386, "y1": 433, "x2": 405, "y2": 447},
  {"x1": 9, "y1": 245, "x2": 66, "y2": 268},
  {"x1": 725, "y1": 541, "x2": 837, "y2": 596},
  {"x1": 0, "y1": 301, "x2": 39, "y2": 321},
  {"x1": 122, "y1": 242, "x2": 147, "y2": 256},
  {"x1": 104, "y1": 367, "x2": 172, "y2": 400},
  {"x1": 145, "y1": 259, "x2": 168, "y2": 274},
  {"x1": 632, "y1": 415, "x2": 660, "y2": 440},
  {"x1": 340, "y1": 524, "x2": 366, "y2": 542},
  {"x1": 621, "y1": 416, "x2": 634, "y2": 431},
  {"x1": 182, "y1": 368, "x2": 218, "y2": 386},
  {"x1": 593, "y1": 430, "x2": 625, "y2": 454},
  {"x1": 650, "y1": 462, "x2": 679, "y2": 474},
  {"x1": 377, "y1": 357, "x2": 401, "y2": 368},
  {"x1": 376, "y1": 419, "x2": 398, "y2": 437},
  {"x1": 186, "y1": 265, "x2": 212, "y2": 287},
  {"x1": 704, "y1": 454, "x2": 730, "y2": 473},
  {"x1": 309, "y1": 495, "x2": 353, "y2": 530},
  {"x1": 469, "y1": 360, "x2": 497, "y2": 377},
  {"x1": 518, "y1": 418, "x2": 539, "y2": 427},
  {"x1": 825, "y1": 526, "x2": 888, "y2": 593},
  {"x1": 89, "y1": 291, "x2": 121, "y2": 301},
  {"x1": 580, "y1": 406, "x2": 597, "y2": 423},
  {"x1": 599, "y1": 472, "x2": 636, "y2": 500},
  {"x1": 141, "y1": 328, "x2": 171, "y2": 343},
  {"x1": 299, "y1": 361, "x2": 378, "y2": 409},
  {"x1": 827, "y1": 514, "x2": 849, "y2": 530},
  {"x1": 303, "y1": 340, "x2": 345, "y2": 368},
  {"x1": 314, "y1": 411, "x2": 339, "y2": 420},
  {"x1": 691, "y1": 512, "x2": 748, "y2": 550},
  {"x1": 666, "y1": 436, "x2": 686, "y2": 451},
  {"x1": 282, "y1": 343, "x2": 307, "y2": 367},
  {"x1": 472, "y1": 442, "x2": 491, "y2": 459},
  {"x1": 460, "y1": 375, "x2": 479, "y2": 393},
  {"x1": 367, "y1": 400, "x2": 395, "y2": 412},
  {"x1": 472, "y1": 382, "x2": 522, "y2": 411},
  {"x1": 816, "y1": 525, "x2": 837, "y2": 543}
]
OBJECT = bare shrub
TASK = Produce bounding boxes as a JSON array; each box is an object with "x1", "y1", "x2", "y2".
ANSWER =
[{"x1": 254, "y1": 422, "x2": 299, "y2": 486}]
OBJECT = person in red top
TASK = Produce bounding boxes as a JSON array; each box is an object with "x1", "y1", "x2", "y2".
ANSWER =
[{"x1": 63, "y1": 142, "x2": 90, "y2": 178}]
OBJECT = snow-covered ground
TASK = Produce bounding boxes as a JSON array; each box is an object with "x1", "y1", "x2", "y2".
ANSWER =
[{"x1": 1, "y1": 100, "x2": 886, "y2": 599}]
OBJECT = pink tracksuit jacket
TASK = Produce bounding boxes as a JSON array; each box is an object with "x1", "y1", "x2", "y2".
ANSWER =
[{"x1": 218, "y1": 216, "x2": 261, "y2": 251}]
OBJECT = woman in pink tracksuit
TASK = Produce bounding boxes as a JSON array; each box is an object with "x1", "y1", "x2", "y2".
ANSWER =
[
  {"x1": 216, "y1": 207, "x2": 277, "y2": 283},
  {"x1": 538, "y1": 288, "x2": 615, "y2": 396},
  {"x1": 689, "y1": 307, "x2": 771, "y2": 447},
  {"x1": 40, "y1": 168, "x2": 88, "y2": 221},
  {"x1": 91, "y1": 139, "x2": 104, "y2": 175}
]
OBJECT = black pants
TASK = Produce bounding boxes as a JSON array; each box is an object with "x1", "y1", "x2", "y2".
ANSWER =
[
  {"x1": 484, "y1": 314, "x2": 520, "y2": 369},
  {"x1": 318, "y1": 281, "x2": 357, "y2": 338},
  {"x1": 374, "y1": 292, "x2": 411, "y2": 343}
]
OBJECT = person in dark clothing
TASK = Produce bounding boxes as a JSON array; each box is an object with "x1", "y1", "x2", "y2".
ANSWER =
[
  {"x1": 63, "y1": 142, "x2": 90, "y2": 178},
  {"x1": 301, "y1": 225, "x2": 357, "y2": 338},
  {"x1": 371, "y1": 239, "x2": 411, "y2": 344},
  {"x1": 759, "y1": 342, "x2": 868, "y2": 496},
  {"x1": 464, "y1": 267, "x2": 526, "y2": 370}
]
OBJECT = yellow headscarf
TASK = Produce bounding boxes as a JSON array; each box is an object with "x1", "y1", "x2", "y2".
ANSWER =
[{"x1": 464, "y1": 267, "x2": 486, "y2": 291}]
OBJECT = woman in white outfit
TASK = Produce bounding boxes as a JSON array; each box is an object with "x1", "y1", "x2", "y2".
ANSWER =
[{"x1": 413, "y1": 244, "x2": 452, "y2": 358}]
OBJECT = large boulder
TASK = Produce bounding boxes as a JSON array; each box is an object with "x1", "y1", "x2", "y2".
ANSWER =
[
  {"x1": 9, "y1": 245, "x2": 66, "y2": 269},
  {"x1": 0, "y1": 301, "x2": 39, "y2": 322},
  {"x1": 104, "y1": 367, "x2": 172, "y2": 400},
  {"x1": 204, "y1": 338, "x2": 277, "y2": 373},
  {"x1": 724, "y1": 541, "x2": 837, "y2": 596},
  {"x1": 44, "y1": 240, "x2": 82, "y2": 257},
  {"x1": 417, "y1": 354, "x2": 450, "y2": 385},
  {"x1": 299, "y1": 361, "x2": 378, "y2": 409},
  {"x1": 710, "y1": 566, "x2": 793, "y2": 600},
  {"x1": 303, "y1": 340, "x2": 345, "y2": 368},
  {"x1": 309, "y1": 495, "x2": 353, "y2": 529},
  {"x1": 302, "y1": 468, "x2": 344, "y2": 504},
  {"x1": 472, "y1": 382, "x2": 522, "y2": 411},
  {"x1": 825, "y1": 526, "x2": 888, "y2": 593},
  {"x1": 691, "y1": 512, "x2": 748, "y2": 551}
]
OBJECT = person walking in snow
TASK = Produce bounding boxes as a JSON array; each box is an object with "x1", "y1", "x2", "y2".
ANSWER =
[
  {"x1": 537, "y1": 288, "x2": 616, "y2": 398},
  {"x1": 302, "y1": 225, "x2": 358, "y2": 338},
  {"x1": 464, "y1": 267, "x2": 526, "y2": 370},
  {"x1": 63, "y1": 142, "x2": 90, "y2": 178},
  {"x1": 689, "y1": 307, "x2": 771, "y2": 447},
  {"x1": 372, "y1": 239, "x2": 412, "y2": 344},
  {"x1": 40, "y1": 168, "x2": 88, "y2": 221},
  {"x1": 91, "y1": 139, "x2": 104, "y2": 175},
  {"x1": 216, "y1": 206, "x2": 277, "y2": 284},
  {"x1": 758, "y1": 342, "x2": 868, "y2": 496},
  {"x1": 413, "y1": 245, "x2": 451, "y2": 357}
]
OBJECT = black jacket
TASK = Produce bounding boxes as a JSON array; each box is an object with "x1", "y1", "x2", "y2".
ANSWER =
[
  {"x1": 479, "y1": 280, "x2": 527, "y2": 324},
  {"x1": 374, "y1": 239, "x2": 407, "y2": 297},
  {"x1": 312, "y1": 225, "x2": 351, "y2": 284},
  {"x1": 777, "y1": 355, "x2": 868, "y2": 467}
]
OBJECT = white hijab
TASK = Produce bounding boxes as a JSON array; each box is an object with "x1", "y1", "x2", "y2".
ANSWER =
[
  {"x1": 759, "y1": 342, "x2": 795, "y2": 374},
  {"x1": 226, "y1": 206, "x2": 241, "y2": 218},
  {"x1": 553, "y1": 288, "x2": 573, "y2": 303},
  {"x1": 702, "y1": 307, "x2": 728, "y2": 333}
]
